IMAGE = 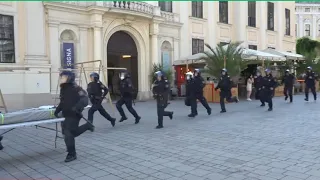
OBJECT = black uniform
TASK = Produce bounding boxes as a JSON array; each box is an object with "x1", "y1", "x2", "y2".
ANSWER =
[
  {"x1": 215, "y1": 75, "x2": 238, "y2": 112},
  {"x1": 186, "y1": 77, "x2": 197, "y2": 116},
  {"x1": 152, "y1": 78, "x2": 173, "y2": 128},
  {"x1": 87, "y1": 81, "x2": 115, "y2": 128},
  {"x1": 260, "y1": 74, "x2": 277, "y2": 111},
  {"x1": 193, "y1": 75, "x2": 211, "y2": 115},
  {"x1": 305, "y1": 71, "x2": 317, "y2": 101},
  {"x1": 54, "y1": 83, "x2": 90, "y2": 161},
  {"x1": 282, "y1": 73, "x2": 295, "y2": 102},
  {"x1": 116, "y1": 77, "x2": 140, "y2": 123},
  {"x1": 254, "y1": 75, "x2": 264, "y2": 105}
]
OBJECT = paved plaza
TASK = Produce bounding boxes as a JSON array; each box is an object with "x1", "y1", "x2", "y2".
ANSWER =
[{"x1": 1, "y1": 95, "x2": 320, "y2": 180}]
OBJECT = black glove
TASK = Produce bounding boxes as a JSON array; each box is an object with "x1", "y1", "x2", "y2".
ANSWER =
[{"x1": 54, "y1": 111, "x2": 59, "y2": 118}]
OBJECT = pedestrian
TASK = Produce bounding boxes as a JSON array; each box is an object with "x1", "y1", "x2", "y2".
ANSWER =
[
  {"x1": 152, "y1": 71, "x2": 173, "y2": 129},
  {"x1": 87, "y1": 72, "x2": 116, "y2": 132},
  {"x1": 116, "y1": 70, "x2": 141, "y2": 124},
  {"x1": 247, "y1": 75, "x2": 254, "y2": 101},
  {"x1": 185, "y1": 71, "x2": 197, "y2": 117},
  {"x1": 304, "y1": 66, "x2": 317, "y2": 102},
  {"x1": 254, "y1": 71, "x2": 264, "y2": 106},
  {"x1": 193, "y1": 69, "x2": 212, "y2": 115},
  {"x1": 261, "y1": 69, "x2": 277, "y2": 111},
  {"x1": 215, "y1": 68, "x2": 239, "y2": 113},
  {"x1": 54, "y1": 70, "x2": 93, "y2": 162},
  {"x1": 282, "y1": 69, "x2": 295, "y2": 103}
]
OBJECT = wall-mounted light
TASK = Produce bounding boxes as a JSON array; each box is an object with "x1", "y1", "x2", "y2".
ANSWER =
[{"x1": 122, "y1": 55, "x2": 131, "y2": 58}]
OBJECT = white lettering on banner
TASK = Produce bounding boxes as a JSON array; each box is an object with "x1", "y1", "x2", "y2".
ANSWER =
[{"x1": 66, "y1": 48, "x2": 72, "y2": 66}]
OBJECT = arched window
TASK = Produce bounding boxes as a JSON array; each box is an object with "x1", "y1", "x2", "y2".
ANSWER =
[
  {"x1": 60, "y1": 30, "x2": 76, "y2": 69},
  {"x1": 161, "y1": 41, "x2": 172, "y2": 72}
]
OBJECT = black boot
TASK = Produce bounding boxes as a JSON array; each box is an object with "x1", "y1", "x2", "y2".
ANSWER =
[
  {"x1": 65, "y1": 152, "x2": 77, "y2": 163},
  {"x1": 110, "y1": 118, "x2": 116, "y2": 127},
  {"x1": 87, "y1": 122, "x2": 95, "y2": 132},
  {"x1": 0, "y1": 136, "x2": 3, "y2": 150},
  {"x1": 260, "y1": 103, "x2": 265, "y2": 107},
  {"x1": 135, "y1": 116, "x2": 141, "y2": 124},
  {"x1": 285, "y1": 96, "x2": 288, "y2": 101},
  {"x1": 188, "y1": 113, "x2": 196, "y2": 117},
  {"x1": 305, "y1": 98, "x2": 309, "y2": 101},
  {"x1": 220, "y1": 110, "x2": 226, "y2": 113},
  {"x1": 268, "y1": 108, "x2": 273, "y2": 111},
  {"x1": 119, "y1": 117, "x2": 128, "y2": 122},
  {"x1": 169, "y1": 112, "x2": 173, "y2": 120},
  {"x1": 155, "y1": 125, "x2": 163, "y2": 129},
  {"x1": 207, "y1": 108, "x2": 212, "y2": 115}
]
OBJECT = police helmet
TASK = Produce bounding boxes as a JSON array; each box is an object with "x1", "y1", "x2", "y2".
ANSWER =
[
  {"x1": 285, "y1": 69, "x2": 290, "y2": 72},
  {"x1": 155, "y1": 71, "x2": 163, "y2": 77},
  {"x1": 265, "y1": 68, "x2": 271, "y2": 73},
  {"x1": 194, "y1": 69, "x2": 200, "y2": 73},
  {"x1": 60, "y1": 70, "x2": 75, "y2": 83},
  {"x1": 186, "y1": 71, "x2": 193, "y2": 79},
  {"x1": 222, "y1": 68, "x2": 227, "y2": 72},
  {"x1": 307, "y1": 66, "x2": 312, "y2": 70},
  {"x1": 90, "y1": 72, "x2": 100, "y2": 82}
]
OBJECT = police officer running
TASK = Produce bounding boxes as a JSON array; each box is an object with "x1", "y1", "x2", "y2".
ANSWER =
[
  {"x1": 282, "y1": 69, "x2": 295, "y2": 103},
  {"x1": 54, "y1": 71, "x2": 92, "y2": 162},
  {"x1": 304, "y1": 66, "x2": 317, "y2": 102},
  {"x1": 215, "y1": 68, "x2": 239, "y2": 113},
  {"x1": 87, "y1": 72, "x2": 116, "y2": 131},
  {"x1": 152, "y1": 71, "x2": 173, "y2": 129},
  {"x1": 261, "y1": 69, "x2": 277, "y2": 111},
  {"x1": 254, "y1": 71, "x2": 265, "y2": 106},
  {"x1": 193, "y1": 69, "x2": 212, "y2": 115},
  {"x1": 116, "y1": 70, "x2": 141, "y2": 124},
  {"x1": 185, "y1": 71, "x2": 197, "y2": 117}
]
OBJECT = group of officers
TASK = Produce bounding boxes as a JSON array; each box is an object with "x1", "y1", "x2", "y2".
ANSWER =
[{"x1": 38, "y1": 65, "x2": 317, "y2": 163}]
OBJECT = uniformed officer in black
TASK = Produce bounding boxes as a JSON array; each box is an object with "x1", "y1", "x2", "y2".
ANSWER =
[
  {"x1": 261, "y1": 69, "x2": 277, "y2": 111},
  {"x1": 304, "y1": 66, "x2": 317, "y2": 101},
  {"x1": 116, "y1": 70, "x2": 141, "y2": 124},
  {"x1": 87, "y1": 72, "x2": 116, "y2": 131},
  {"x1": 215, "y1": 68, "x2": 239, "y2": 113},
  {"x1": 282, "y1": 69, "x2": 295, "y2": 103},
  {"x1": 152, "y1": 71, "x2": 173, "y2": 129},
  {"x1": 54, "y1": 70, "x2": 92, "y2": 162},
  {"x1": 193, "y1": 69, "x2": 212, "y2": 115},
  {"x1": 254, "y1": 71, "x2": 265, "y2": 106},
  {"x1": 185, "y1": 71, "x2": 197, "y2": 117}
]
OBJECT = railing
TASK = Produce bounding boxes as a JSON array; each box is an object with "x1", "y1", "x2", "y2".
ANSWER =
[{"x1": 57, "y1": 1, "x2": 180, "y2": 23}]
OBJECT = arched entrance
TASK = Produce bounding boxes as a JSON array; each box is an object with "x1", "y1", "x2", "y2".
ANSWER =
[{"x1": 107, "y1": 31, "x2": 138, "y2": 97}]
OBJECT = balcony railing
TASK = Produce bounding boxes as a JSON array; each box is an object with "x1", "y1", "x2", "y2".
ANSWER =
[{"x1": 55, "y1": 1, "x2": 180, "y2": 23}]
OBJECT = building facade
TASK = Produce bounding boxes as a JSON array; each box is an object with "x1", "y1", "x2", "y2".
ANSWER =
[
  {"x1": 0, "y1": 1, "x2": 296, "y2": 99},
  {"x1": 295, "y1": 2, "x2": 320, "y2": 40}
]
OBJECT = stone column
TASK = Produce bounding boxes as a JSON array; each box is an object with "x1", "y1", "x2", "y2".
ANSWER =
[
  {"x1": 234, "y1": 2, "x2": 247, "y2": 44},
  {"x1": 173, "y1": 38, "x2": 179, "y2": 62},
  {"x1": 299, "y1": 15, "x2": 304, "y2": 38},
  {"x1": 207, "y1": 1, "x2": 217, "y2": 47},
  {"x1": 179, "y1": 2, "x2": 189, "y2": 56},
  {"x1": 259, "y1": 2, "x2": 267, "y2": 49},
  {"x1": 24, "y1": 2, "x2": 48, "y2": 64},
  {"x1": 79, "y1": 27, "x2": 88, "y2": 63},
  {"x1": 48, "y1": 21, "x2": 60, "y2": 93},
  {"x1": 150, "y1": 23, "x2": 159, "y2": 65},
  {"x1": 312, "y1": 15, "x2": 317, "y2": 39},
  {"x1": 277, "y1": 2, "x2": 283, "y2": 50},
  {"x1": 91, "y1": 12, "x2": 103, "y2": 69}
]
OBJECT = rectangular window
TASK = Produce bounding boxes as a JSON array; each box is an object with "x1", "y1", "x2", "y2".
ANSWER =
[
  {"x1": 305, "y1": 24, "x2": 310, "y2": 36},
  {"x1": 248, "y1": 2, "x2": 256, "y2": 27},
  {"x1": 305, "y1": 8, "x2": 310, "y2": 12},
  {"x1": 159, "y1": 2, "x2": 172, "y2": 13},
  {"x1": 248, "y1": 45, "x2": 257, "y2": 50},
  {"x1": 192, "y1": 39, "x2": 204, "y2": 55},
  {"x1": 267, "y1": 2, "x2": 274, "y2": 31},
  {"x1": 219, "y1": 2, "x2": 228, "y2": 24},
  {"x1": 0, "y1": 14, "x2": 14, "y2": 63},
  {"x1": 285, "y1": 9, "x2": 290, "y2": 35},
  {"x1": 192, "y1": 2, "x2": 203, "y2": 18}
]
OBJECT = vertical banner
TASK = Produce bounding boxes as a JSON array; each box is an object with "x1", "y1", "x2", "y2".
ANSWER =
[
  {"x1": 162, "y1": 51, "x2": 170, "y2": 72},
  {"x1": 62, "y1": 43, "x2": 74, "y2": 69}
]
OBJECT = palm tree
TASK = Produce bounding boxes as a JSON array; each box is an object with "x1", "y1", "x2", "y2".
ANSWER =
[{"x1": 202, "y1": 42, "x2": 247, "y2": 83}]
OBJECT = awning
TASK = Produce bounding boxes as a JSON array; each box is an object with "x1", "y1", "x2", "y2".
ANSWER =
[
  {"x1": 242, "y1": 48, "x2": 286, "y2": 61},
  {"x1": 173, "y1": 53, "x2": 206, "y2": 65},
  {"x1": 261, "y1": 48, "x2": 304, "y2": 60}
]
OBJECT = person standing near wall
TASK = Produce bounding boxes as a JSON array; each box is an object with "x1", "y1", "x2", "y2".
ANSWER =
[{"x1": 247, "y1": 75, "x2": 254, "y2": 101}]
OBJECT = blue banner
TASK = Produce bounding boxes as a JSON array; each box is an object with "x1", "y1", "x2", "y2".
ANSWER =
[
  {"x1": 162, "y1": 51, "x2": 170, "y2": 71},
  {"x1": 62, "y1": 43, "x2": 74, "y2": 69}
]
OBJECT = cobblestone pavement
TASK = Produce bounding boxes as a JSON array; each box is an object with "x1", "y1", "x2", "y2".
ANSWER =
[{"x1": 1, "y1": 95, "x2": 320, "y2": 180}]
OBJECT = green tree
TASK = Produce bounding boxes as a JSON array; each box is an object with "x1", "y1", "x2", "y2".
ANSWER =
[
  {"x1": 202, "y1": 42, "x2": 247, "y2": 83},
  {"x1": 296, "y1": 37, "x2": 320, "y2": 76}
]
